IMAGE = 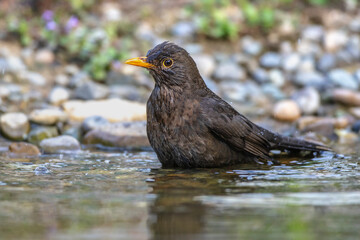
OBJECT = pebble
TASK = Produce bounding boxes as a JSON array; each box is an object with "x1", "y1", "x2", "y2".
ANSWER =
[
  {"x1": 281, "y1": 53, "x2": 301, "y2": 72},
  {"x1": 28, "y1": 126, "x2": 59, "y2": 145},
  {"x1": 328, "y1": 69, "x2": 358, "y2": 90},
  {"x1": 34, "y1": 49, "x2": 55, "y2": 64},
  {"x1": 259, "y1": 52, "x2": 281, "y2": 68},
  {"x1": 62, "y1": 98, "x2": 146, "y2": 122},
  {"x1": 29, "y1": 108, "x2": 68, "y2": 125},
  {"x1": 19, "y1": 71, "x2": 47, "y2": 86},
  {"x1": 355, "y1": 69, "x2": 360, "y2": 83},
  {"x1": 0, "y1": 112, "x2": 30, "y2": 140},
  {"x1": 55, "y1": 74, "x2": 70, "y2": 86},
  {"x1": 48, "y1": 86, "x2": 70, "y2": 105},
  {"x1": 317, "y1": 53, "x2": 336, "y2": 72},
  {"x1": 347, "y1": 35, "x2": 360, "y2": 60},
  {"x1": 251, "y1": 68, "x2": 269, "y2": 84},
  {"x1": 82, "y1": 115, "x2": 109, "y2": 133},
  {"x1": 34, "y1": 166, "x2": 51, "y2": 175},
  {"x1": 292, "y1": 87, "x2": 320, "y2": 114},
  {"x1": 350, "y1": 107, "x2": 360, "y2": 118},
  {"x1": 351, "y1": 120, "x2": 360, "y2": 133},
  {"x1": 323, "y1": 30, "x2": 348, "y2": 52},
  {"x1": 349, "y1": 17, "x2": 360, "y2": 33},
  {"x1": 101, "y1": 2, "x2": 122, "y2": 22},
  {"x1": 241, "y1": 36, "x2": 263, "y2": 56},
  {"x1": 9, "y1": 142, "x2": 41, "y2": 156},
  {"x1": 336, "y1": 50, "x2": 353, "y2": 65},
  {"x1": 6, "y1": 56, "x2": 27, "y2": 72},
  {"x1": 108, "y1": 85, "x2": 146, "y2": 101},
  {"x1": 301, "y1": 25, "x2": 324, "y2": 42},
  {"x1": 297, "y1": 40, "x2": 322, "y2": 56},
  {"x1": 293, "y1": 71, "x2": 327, "y2": 88},
  {"x1": 335, "y1": 129, "x2": 359, "y2": 144},
  {"x1": 268, "y1": 69, "x2": 285, "y2": 87},
  {"x1": 298, "y1": 56, "x2": 316, "y2": 72},
  {"x1": 40, "y1": 135, "x2": 81, "y2": 153},
  {"x1": 297, "y1": 116, "x2": 339, "y2": 138},
  {"x1": 219, "y1": 81, "x2": 249, "y2": 102},
  {"x1": 213, "y1": 61, "x2": 245, "y2": 81},
  {"x1": 273, "y1": 100, "x2": 301, "y2": 122},
  {"x1": 193, "y1": 54, "x2": 216, "y2": 78},
  {"x1": 74, "y1": 81, "x2": 109, "y2": 100},
  {"x1": 69, "y1": 71, "x2": 90, "y2": 88},
  {"x1": 172, "y1": 21, "x2": 196, "y2": 39},
  {"x1": 83, "y1": 121, "x2": 150, "y2": 148},
  {"x1": 262, "y1": 84, "x2": 285, "y2": 100},
  {"x1": 332, "y1": 88, "x2": 360, "y2": 106}
]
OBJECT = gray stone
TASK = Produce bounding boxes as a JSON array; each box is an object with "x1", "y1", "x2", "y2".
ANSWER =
[
  {"x1": 298, "y1": 56, "x2": 316, "y2": 72},
  {"x1": 172, "y1": 21, "x2": 195, "y2": 38},
  {"x1": 28, "y1": 126, "x2": 59, "y2": 145},
  {"x1": 293, "y1": 71, "x2": 327, "y2": 88},
  {"x1": 49, "y1": 86, "x2": 70, "y2": 105},
  {"x1": 328, "y1": 69, "x2": 358, "y2": 90},
  {"x1": 282, "y1": 53, "x2": 301, "y2": 72},
  {"x1": 83, "y1": 121, "x2": 149, "y2": 148},
  {"x1": 252, "y1": 68, "x2": 269, "y2": 83},
  {"x1": 213, "y1": 61, "x2": 245, "y2": 81},
  {"x1": 82, "y1": 115, "x2": 109, "y2": 133},
  {"x1": 301, "y1": 25, "x2": 324, "y2": 42},
  {"x1": 34, "y1": 166, "x2": 51, "y2": 175},
  {"x1": 0, "y1": 112, "x2": 30, "y2": 140},
  {"x1": 55, "y1": 74, "x2": 70, "y2": 86},
  {"x1": 65, "y1": 65, "x2": 80, "y2": 76},
  {"x1": 193, "y1": 54, "x2": 216, "y2": 77},
  {"x1": 336, "y1": 50, "x2": 353, "y2": 65},
  {"x1": 108, "y1": 85, "x2": 144, "y2": 101},
  {"x1": 241, "y1": 36, "x2": 263, "y2": 56},
  {"x1": 350, "y1": 17, "x2": 360, "y2": 33},
  {"x1": 268, "y1": 69, "x2": 285, "y2": 87},
  {"x1": 354, "y1": 69, "x2": 360, "y2": 83},
  {"x1": 261, "y1": 84, "x2": 285, "y2": 100},
  {"x1": 69, "y1": 71, "x2": 90, "y2": 88},
  {"x1": 29, "y1": 108, "x2": 68, "y2": 125},
  {"x1": 346, "y1": 35, "x2": 360, "y2": 60},
  {"x1": 317, "y1": 53, "x2": 336, "y2": 72},
  {"x1": 297, "y1": 40, "x2": 322, "y2": 56},
  {"x1": 219, "y1": 81, "x2": 248, "y2": 102},
  {"x1": 19, "y1": 71, "x2": 47, "y2": 86},
  {"x1": 6, "y1": 56, "x2": 26, "y2": 72},
  {"x1": 75, "y1": 81, "x2": 109, "y2": 100},
  {"x1": 292, "y1": 87, "x2": 320, "y2": 115},
  {"x1": 40, "y1": 135, "x2": 81, "y2": 153},
  {"x1": 259, "y1": 52, "x2": 281, "y2": 68}
]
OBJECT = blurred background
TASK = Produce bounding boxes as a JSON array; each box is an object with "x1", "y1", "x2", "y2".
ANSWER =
[{"x1": 1, "y1": 1, "x2": 360, "y2": 240}]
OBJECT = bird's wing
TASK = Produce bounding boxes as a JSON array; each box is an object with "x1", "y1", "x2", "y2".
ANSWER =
[{"x1": 200, "y1": 96, "x2": 272, "y2": 161}]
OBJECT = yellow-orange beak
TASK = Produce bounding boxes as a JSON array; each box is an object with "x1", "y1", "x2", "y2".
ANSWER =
[{"x1": 124, "y1": 57, "x2": 154, "y2": 69}]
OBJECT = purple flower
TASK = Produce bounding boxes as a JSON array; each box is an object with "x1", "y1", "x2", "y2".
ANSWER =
[
  {"x1": 42, "y1": 10, "x2": 53, "y2": 22},
  {"x1": 65, "y1": 16, "x2": 79, "y2": 32},
  {"x1": 46, "y1": 21, "x2": 57, "y2": 31}
]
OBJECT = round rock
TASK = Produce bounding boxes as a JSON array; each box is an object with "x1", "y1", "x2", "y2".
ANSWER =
[
  {"x1": 259, "y1": 52, "x2": 281, "y2": 68},
  {"x1": 49, "y1": 86, "x2": 70, "y2": 105},
  {"x1": 29, "y1": 108, "x2": 68, "y2": 125},
  {"x1": 28, "y1": 126, "x2": 59, "y2": 145},
  {"x1": 9, "y1": 142, "x2": 41, "y2": 156},
  {"x1": 273, "y1": 100, "x2": 301, "y2": 122},
  {"x1": 328, "y1": 69, "x2": 358, "y2": 90},
  {"x1": 40, "y1": 135, "x2": 81, "y2": 153},
  {"x1": 82, "y1": 115, "x2": 109, "y2": 133},
  {"x1": 292, "y1": 87, "x2": 320, "y2": 115},
  {"x1": 0, "y1": 112, "x2": 30, "y2": 140},
  {"x1": 213, "y1": 61, "x2": 245, "y2": 81}
]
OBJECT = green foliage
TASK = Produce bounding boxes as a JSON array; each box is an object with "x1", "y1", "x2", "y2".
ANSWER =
[
  {"x1": 6, "y1": 17, "x2": 32, "y2": 46},
  {"x1": 307, "y1": 0, "x2": 329, "y2": 6}
]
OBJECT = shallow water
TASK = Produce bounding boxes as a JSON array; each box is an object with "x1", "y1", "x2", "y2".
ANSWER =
[{"x1": 0, "y1": 149, "x2": 359, "y2": 240}]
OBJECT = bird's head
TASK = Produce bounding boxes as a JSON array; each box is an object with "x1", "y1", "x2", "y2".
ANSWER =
[{"x1": 125, "y1": 41, "x2": 204, "y2": 88}]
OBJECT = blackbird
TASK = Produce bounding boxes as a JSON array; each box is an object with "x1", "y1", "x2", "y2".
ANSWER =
[{"x1": 125, "y1": 41, "x2": 330, "y2": 168}]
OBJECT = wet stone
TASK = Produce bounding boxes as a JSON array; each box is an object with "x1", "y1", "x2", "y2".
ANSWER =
[
  {"x1": 83, "y1": 121, "x2": 150, "y2": 148},
  {"x1": 328, "y1": 69, "x2": 358, "y2": 90},
  {"x1": 82, "y1": 115, "x2": 109, "y2": 133},
  {"x1": 34, "y1": 166, "x2": 51, "y2": 175},
  {"x1": 28, "y1": 126, "x2": 58, "y2": 146},
  {"x1": 29, "y1": 108, "x2": 68, "y2": 125},
  {"x1": 292, "y1": 87, "x2": 320, "y2": 115},
  {"x1": 9, "y1": 142, "x2": 41, "y2": 156},
  {"x1": 0, "y1": 112, "x2": 30, "y2": 140},
  {"x1": 273, "y1": 100, "x2": 301, "y2": 122},
  {"x1": 40, "y1": 135, "x2": 81, "y2": 153}
]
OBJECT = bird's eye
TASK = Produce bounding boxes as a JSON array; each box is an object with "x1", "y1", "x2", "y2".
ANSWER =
[{"x1": 163, "y1": 58, "x2": 173, "y2": 68}]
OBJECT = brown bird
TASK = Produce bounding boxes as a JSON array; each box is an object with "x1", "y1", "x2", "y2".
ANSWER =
[{"x1": 125, "y1": 42, "x2": 330, "y2": 168}]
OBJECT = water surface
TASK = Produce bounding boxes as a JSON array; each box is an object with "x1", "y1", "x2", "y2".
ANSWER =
[{"x1": 0, "y1": 149, "x2": 359, "y2": 240}]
